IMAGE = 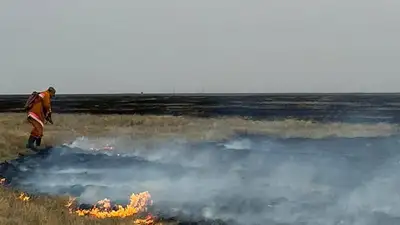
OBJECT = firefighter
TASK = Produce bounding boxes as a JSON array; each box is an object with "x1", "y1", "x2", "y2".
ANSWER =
[{"x1": 25, "y1": 87, "x2": 56, "y2": 150}]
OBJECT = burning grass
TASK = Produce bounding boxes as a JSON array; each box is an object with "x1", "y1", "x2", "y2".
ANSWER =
[
  {"x1": 0, "y1": 187, "x2": 160, "y2": 225},
  {"x1": 1, "y1": 173, "x2": 156, "y2": 224},
  {"x1": 68, "y1": 192, "x2": 155, "y2": 224},
  {"x1": 0, "y1": 113, "x2": 399, "y2": 225}
]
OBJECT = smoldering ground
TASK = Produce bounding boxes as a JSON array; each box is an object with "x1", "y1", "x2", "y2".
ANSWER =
[{"x1": 2, "y1": 133, "x2": 400, "y2": 225}]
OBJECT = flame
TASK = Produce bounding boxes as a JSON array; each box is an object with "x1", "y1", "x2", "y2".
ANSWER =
[
  {"x1": 6, "y1": 176, "x2": 156, "y2": 224},
  {"x1": 133, "y1": 214, "x2": 157, "y2": 225},
  {"x1": 66, "y1": 196, "x2": 76, "y2": 209},
  {"x1": 18, "y1": 192, "x2": 30, "y2": 201},
  {"x1": 67, "y1": 191, "x2": 155, "y2": 224}
]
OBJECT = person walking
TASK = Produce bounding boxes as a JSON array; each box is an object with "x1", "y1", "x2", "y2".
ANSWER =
[{"x1": 24, "y1": 87, "x2": 56, "y2": 151}]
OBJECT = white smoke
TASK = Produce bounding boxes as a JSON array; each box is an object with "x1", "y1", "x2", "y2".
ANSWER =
[{"x1": 11, "y1": 135, "x2": 400, "y2": 225}]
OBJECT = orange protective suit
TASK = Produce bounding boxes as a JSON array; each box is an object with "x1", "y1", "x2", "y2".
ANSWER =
[{"x1": 27, "y1": 90, "x2": 52, "y2": 141}]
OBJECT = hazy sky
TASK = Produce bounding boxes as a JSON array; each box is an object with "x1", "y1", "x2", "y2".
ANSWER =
[{"x1": 1, "y1": 0, "x2": 400, "y2": 94}]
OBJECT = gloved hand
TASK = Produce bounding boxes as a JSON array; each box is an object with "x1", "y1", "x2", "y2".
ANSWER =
[{"x1": 46, "y1": 113, "x2": 53, "y2": 124}]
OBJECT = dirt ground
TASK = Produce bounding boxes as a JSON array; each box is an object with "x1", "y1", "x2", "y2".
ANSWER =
[{"x1": 0, "y1": 113, "x2": 398, "y2": 225}]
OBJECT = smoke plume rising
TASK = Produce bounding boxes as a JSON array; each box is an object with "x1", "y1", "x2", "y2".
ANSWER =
[{"x1": 2, "y1": 133, "x2": 400, "y2": 224}]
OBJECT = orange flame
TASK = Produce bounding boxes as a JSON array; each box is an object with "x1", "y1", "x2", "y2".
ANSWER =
[
  {"x1": 9, "y1": 183, "x2": 157, "y2": 224},
  {"x1": 133, "y1": 214, "x2": 157, "y2": 225},
  {"x1": 66, "y1": 196, "x2": 76, "y2": 209},
  {"x1": 18, "y1": 192, "x2": 30, "y2": 201},
  {"x1": 67, "y1": 191, "x2": 155, "y2": 224}
]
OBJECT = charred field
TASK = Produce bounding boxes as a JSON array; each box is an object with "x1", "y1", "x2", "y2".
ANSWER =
[{"x1": 2, "y1": 93, "x2": 400, "y2": 225}]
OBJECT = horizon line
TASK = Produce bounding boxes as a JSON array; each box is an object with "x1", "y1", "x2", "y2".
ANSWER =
[{"x1": 1, "y1": 92, "x2": 400, "y2": 96}]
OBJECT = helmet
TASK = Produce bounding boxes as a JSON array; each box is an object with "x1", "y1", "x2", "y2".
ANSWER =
[{"x1": 48, "y1": 87, "x2": 56, "y2": 96}]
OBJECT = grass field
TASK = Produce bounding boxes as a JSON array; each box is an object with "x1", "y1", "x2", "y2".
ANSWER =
[{"x1": 0, "y1": 113, "x2": 399, "y2": 225}]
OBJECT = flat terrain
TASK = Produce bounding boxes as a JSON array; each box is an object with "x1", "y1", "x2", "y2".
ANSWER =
[
  {"x1": 1, "y1": 113, "x2": 400, "y2": 225},
  {"x1": 1, "y1": 113, "x2": 399, "y2": 161},
  {"x1": 2, "y1": 93, "x2": 400, "y2": 123}
]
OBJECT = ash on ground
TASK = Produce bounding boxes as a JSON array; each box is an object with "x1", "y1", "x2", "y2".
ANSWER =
[{"x1": 2, "y1": 133, "x2": 400, "y2": 225}]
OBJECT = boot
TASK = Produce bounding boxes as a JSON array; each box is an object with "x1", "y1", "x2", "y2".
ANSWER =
[
  {"x1": 26, "y1": 135, "x2": 38, "y2": 152},
  {"x1": 35, "y1": 137, "x2": 41, "y2": 147}
]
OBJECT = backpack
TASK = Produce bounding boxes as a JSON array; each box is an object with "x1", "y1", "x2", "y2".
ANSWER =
[{"x1": 24, "y1": 91, "x2": 39, "y2": 111}]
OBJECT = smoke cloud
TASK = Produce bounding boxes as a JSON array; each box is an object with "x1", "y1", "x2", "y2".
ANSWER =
[{"x1": 2, "y1": 133, "x2": 400, "y2": 224}]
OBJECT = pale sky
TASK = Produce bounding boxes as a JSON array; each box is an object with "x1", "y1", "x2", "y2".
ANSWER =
[{"x1": 1, "y1": 0, "x2": 400, "y2": 94}]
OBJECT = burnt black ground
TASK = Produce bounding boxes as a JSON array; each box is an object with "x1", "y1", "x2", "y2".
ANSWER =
[
  {"x1": 2, "y1": 93, "x2": 400, "y2": 224},
  {"x1": 2, "y1": 93, "x2": 400, "y2": 123},
  {"x1": 2, "y1": 133, "x2": 400, "y2": 225}
]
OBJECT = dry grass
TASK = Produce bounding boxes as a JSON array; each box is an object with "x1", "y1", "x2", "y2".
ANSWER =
[
  {"x1": 0, "y1": 112, "x2": 399, "y2": 225},
  {"x1": 0, "y1": 188, "x2": 152, "y2": 225}
]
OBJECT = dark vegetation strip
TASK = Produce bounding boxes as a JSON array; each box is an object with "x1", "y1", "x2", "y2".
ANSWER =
[{"x1": 1, "y1": 93, "x2": 400, "y2": 123}]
